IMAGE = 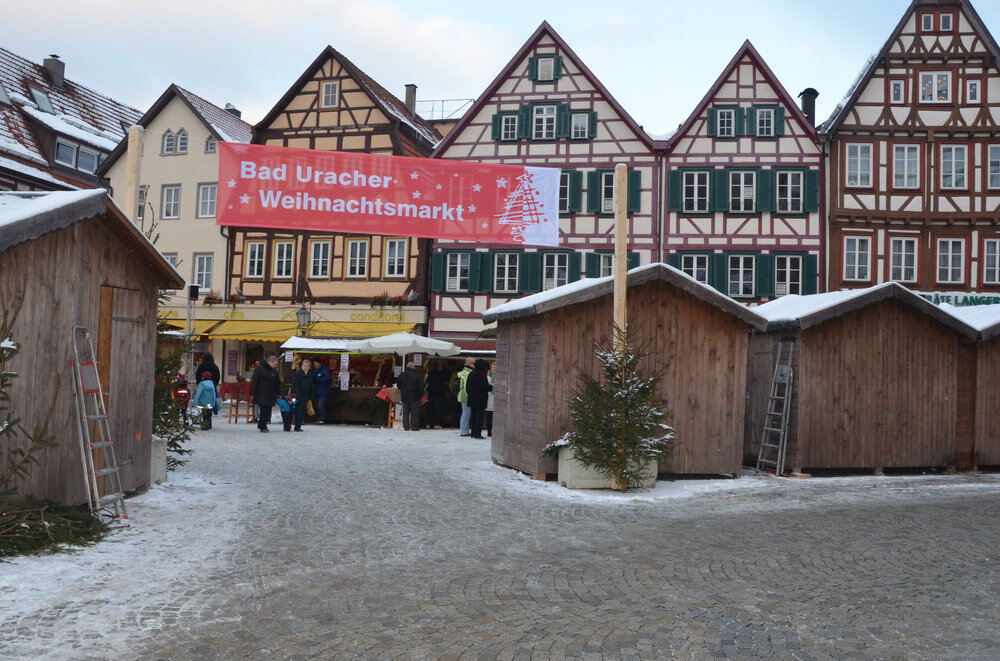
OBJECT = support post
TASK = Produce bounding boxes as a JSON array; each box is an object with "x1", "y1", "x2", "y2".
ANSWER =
[
  {"x1": 613, "y1": 163, "x2": 628, "y2": 350},
  {"x1": 123, "y1": 125, "x2": 143, "y2": 222}
]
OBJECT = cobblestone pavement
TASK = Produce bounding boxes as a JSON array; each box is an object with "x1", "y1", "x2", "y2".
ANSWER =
[{"x1": 6, "y1": 420, "x2": 1000, "y2": 660}]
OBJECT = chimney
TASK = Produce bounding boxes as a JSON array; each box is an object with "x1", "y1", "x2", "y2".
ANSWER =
[
  {"x1": 43, "y1": 54, "x2": 65, "y2": 88},
  {"x1": 798, "y1": 88, "x2": 819, "y2": 127},
  {"x1": 224, "y1": 103, "x2": 241, "y2": 118},
  {"x1": 404, "y1": 84, "x2": 417, "y2": 115}
]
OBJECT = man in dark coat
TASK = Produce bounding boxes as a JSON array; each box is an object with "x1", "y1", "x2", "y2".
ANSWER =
[
  {"x1": 250, "y1": 355, "x2": 281, "y2": 433},
  {"x1": 466, "y1": 359, "x2": 492, "y2": 439},
  {"x1": 290, "y1": 358, "x2": 314, "y2": 431},
  {"x1": 312, "y1": 359, "x2": 331, "y2": 424},
  {"x1": 395, "y1": 361, "x2": 425, "y2": 431},
  {"x1": 425, "y1": 361, "x2": 449, "y2": 429},
  {"x1": 195, "y1": 353, "x2": 221, "y2": 386}
]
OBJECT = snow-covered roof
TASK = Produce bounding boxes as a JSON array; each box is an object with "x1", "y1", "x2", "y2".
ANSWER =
[
  {"x1": 0, "y1": 188, "x2": 104, "y2": 232},
  {"x1": 939, "y1": 303, "x2": 1000, "y2": 340},
  {"x1": 754, "y1": 283, "x2": 894, "y2": 324},
  {"x1": 482, "y1": 262, "x2": 768, "y2": 330},
  {"x1": 0, "y1": 154, "x2": 78, "y2": 189},
  {"x1": 174, "y1": 86, "x2": 252, "y2": 144},
  {"x1": 281, "y1": 336, "x2": 351, "y2": 352},
  {"x1": 820, "y1": 53, "x2": 877, "y2": 134}
]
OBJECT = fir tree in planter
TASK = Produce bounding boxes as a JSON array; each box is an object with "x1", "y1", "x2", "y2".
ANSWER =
[{"x1": 545, "y1": 326, "x2": 674, "y2": 492}]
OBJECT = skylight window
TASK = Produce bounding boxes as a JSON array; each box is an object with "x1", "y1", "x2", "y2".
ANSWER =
[
  {"x1": 0, "y1": 82, "x2": 10, "y2": 107},
  {"x1": 28, "y1": 86, "x2": 53, "y2": 113}
]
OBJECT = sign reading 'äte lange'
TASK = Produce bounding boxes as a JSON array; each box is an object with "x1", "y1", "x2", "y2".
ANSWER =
[{"x1": 217, "y1": 143, "x2": 560, "y2": 247}]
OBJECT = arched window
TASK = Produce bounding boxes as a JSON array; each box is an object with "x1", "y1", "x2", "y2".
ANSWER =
[
  {"x1": 176, "y1": 129, "x2": 188, "y2": 154},
  {"x1": 205, "y1": 136, "x2": 217, "y2": 153},
  {"x1": 161, "y1": 130, "x2": 175, "y2": 154}
]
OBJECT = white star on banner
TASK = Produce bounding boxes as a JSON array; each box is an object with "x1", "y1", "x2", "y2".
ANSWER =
[
  {"x1": 472, "y1": 183, "x2": 482, "y2": 192},
  {"x1": 468, "y1": 204, "x2": 477, "y2": 213},
  {"x1": 496, "y1": 177, "x2": 507, "y2": 188},
  {"x1": 410, "y1": 171, "x2": 419, "y2": 179},
  {"x1": 239, "y1": 193, "x2": 250, "y2": 204},
  {"x1": 412, "y1": 191, "x2": 421, "y2": 199},
  {"x1": 227, "y1": 179, "x2": 236, "y2": 188},
  {"x1": 228, "y1": 205, "x2": 233, "y2": 210},
  {"x1": 481, "y1": 222, "x2": 489, "y2": 228},
  {"x1": 435, "y1": 184, "x2": 443, "y2": 190}
]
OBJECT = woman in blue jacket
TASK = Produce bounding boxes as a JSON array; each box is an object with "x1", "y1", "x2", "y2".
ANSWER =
[{"x1": 193, "y1": 371, "x2": 217, "y2": 430}]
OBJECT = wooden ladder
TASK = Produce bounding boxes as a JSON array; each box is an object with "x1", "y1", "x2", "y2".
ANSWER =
[{"x1": 756, "y1": 337, "x2": 795, "y2": 476}]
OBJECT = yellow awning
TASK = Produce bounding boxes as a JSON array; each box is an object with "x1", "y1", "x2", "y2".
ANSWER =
[
  {"x1": 200, "y1": 320, "x2": 416, "y2": 342},
  {"x1": 162, "y1": 319, "x2": 225, "y2": 335}
]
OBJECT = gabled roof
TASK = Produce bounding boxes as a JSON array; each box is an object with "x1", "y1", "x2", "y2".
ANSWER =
[
  {"x1": 98, "y1": 83, "x2": 252, "y2": 175},
  {"x1": 664, "y1": 40, "x2": 818, "y2": 152},
  {"x1": 432, "y1": 21, "x2": 658, "y2": 157},
  {"x1": 481, "y1": 262, "x2": 769, "y2": 330},
  {"x1": 0, "y1": 48, "x2": 141, "y2": 187},
  {"x1": 253, "y1": 46, "x2": 440, "y2": 149},
  {"x1": 0, "y1": 189, "x2": 183, "y2": 288},
  {"x1": 940, "y1": 302, "x2": 1000, "y2": 341},
  {"x1": 755, "y1": 281, "x2": 979, "y2": 339},
  {"x1": 821, "y1": 0, "x2": 1000, "y2": 135}
]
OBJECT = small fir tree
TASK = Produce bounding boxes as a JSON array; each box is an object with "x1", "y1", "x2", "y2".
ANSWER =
[
  {"x1": 545, "y1": 326, "x2": 674, "y2": 492},
  {"x1": 154, "y1": 294, "x2": 196, "y2": 470}
]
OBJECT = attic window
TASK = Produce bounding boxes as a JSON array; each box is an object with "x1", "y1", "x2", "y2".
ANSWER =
[
  {"x1": 28, "y1": 86, "x2": 53, "y2": 113},
  {"x1": 205, "y1": 136, "x2": 217, "y2": 153},
  {"x1": 176, "y1": 129, "x2": 188, "y2": 154},
  {"x1": 162, "y1": 130, "x2": 176, "y2": 154},
  {"x1": 0, "y1": 83, "x2": 10, "y2": 107},
  {"x1": 321, "y1": 81, "x2": 339, "y2": 108}
]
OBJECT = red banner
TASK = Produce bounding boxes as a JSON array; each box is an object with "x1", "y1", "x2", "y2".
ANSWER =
[{"x1": 217, "y1": 143, "x2": 560, "y2": 246}]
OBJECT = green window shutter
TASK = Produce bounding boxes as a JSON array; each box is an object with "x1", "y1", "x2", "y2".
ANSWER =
[
  {"x1": 746, "y1": 107, "x2": 757, "y2": 136},
  {"x1": 491, "y1": 114, "x2": 501, "y2": 141},
  {"x1": 775, "y1": 107, "x2": 786, "y2": 136},
  {"x1": 711, "y1": 169, "x2": 728, "y2": 212},
  {"x1": 804, "y1": 254, "x2": 819, "y2": 295},
  {"x1": 553, "y1": 56, "x2": 563, "y2": 79},
  {"x1": 755, "y1": 254, "x2": 774, "y2": 299},
  {"x1": 666, "y1": 253, "x2": 682, "y2": 269},
  {"x1": 627, "y1": 169, "x2": 641, "y2": 213},
  {"x1": 706, "y1": 108, "x2": 717, "y2": 137},
  {"x1": 556, "y1": 103, "x2": 570, "y2": 139},
  {"x1": 518, "y1": 252, "x2": 542, "y2": 293},
  {"x1": 588, "y1": 111, "x2": 598, "y2": 138},
  {"x1": 710, "y1": 253, "x2": 728, "y2": 294},
  {"x1": 585, "y1": 171, "x2": 601, "y2": 213},
  {"x1": 527, "y1": 56, "x2": 538, "y2": 81},
  {"x1": 568, "y1": 252, "x2": 582, "y2": 282},
  {"x1": 478, "y1": 252, "x2": 495, "y2": 292},
  {"x1": 517, "y1": 105, "x2": 531, "y2": 139},
  {"x1": 585, "y1": 252, "x2": 599, "y2": 278},
  {"x1": 805, "y1": 169, "x2": 819, "y2": 212},
  {"x1": 627, "y1": 251, "x2": 639, "y2": 271},
  {"x1": 469, "y1": 251, "x2": 483, "y2": 292},
  {"x1": 431, "y1": 252, "x2": 445, "y2": 292},
  {"x1": 735, "y1": 108, "x2": 746, "y2": 136},
  {"x1": 569, "y1": 170, "x2": 583, "y2": 212},
  {"x1": 668, "y1": 170, "x2": 682, "y2": 212},
  {"x1": 756, "y1": 169, "x2": 774, "y2": 213}
]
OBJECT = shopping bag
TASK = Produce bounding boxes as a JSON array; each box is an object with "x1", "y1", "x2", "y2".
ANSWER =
[{"x1": 306, "y1": 400, "x2": 316, "y2": 416}]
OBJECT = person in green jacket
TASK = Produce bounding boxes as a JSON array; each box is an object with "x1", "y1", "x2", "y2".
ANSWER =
[
  {"x1": 290, "y1": 358, "x2": 314, "y2": 432},
  {"x1": 456, "y1": 358, "x2": 474, "y2": 437}
]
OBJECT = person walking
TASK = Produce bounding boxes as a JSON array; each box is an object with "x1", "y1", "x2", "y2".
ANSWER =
[
  {"x1": 312, "y1": 358, "x2": 331, "y2": 424},
  {"x1": 425, "y1": 361, "x2": 448, "y2": 429},
  {"x1": 290, "y1": 358, "x2": 314, "y2": 432},
  {"x1": 466, "y1": 359, "x2": 492, "y2": 439},
  {"x1": 195, "y1": 353, "x2": 221, "y2": 387},
  {"x1": 193, "y1": 372, "x2": 217, "y2": 430},
  {"x1": 395, "y1": 361, "x2": 425, "y2": 431},
  {"x1": 485, "y1": 362, "x2": 495, "y2": 437},
  {"x1": 250, "y1": 354, "x2": 281, "y2": 433},
  {"x1": 456, "y1": 358, "x2": 474, "y2": 437}
]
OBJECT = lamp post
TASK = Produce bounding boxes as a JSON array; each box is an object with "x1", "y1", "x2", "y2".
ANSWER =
[{"x1": 296, "y1": 304, "x2": 311, "y2": 337}]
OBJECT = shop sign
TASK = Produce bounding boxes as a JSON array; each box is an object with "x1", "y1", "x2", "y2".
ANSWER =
[
  {"x1": 918, "y1": 291, "x2": 1000, "y2": 307},
  {"x1": 223, "y1": 309, "x2": 245, "y2": 319},
  {"x1": 350, "y1": 311, "x2": 404, "y2": 322}
]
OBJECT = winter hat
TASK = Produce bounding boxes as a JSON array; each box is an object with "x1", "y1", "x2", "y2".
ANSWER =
[{"x1": 201, "y1": 371, "x2": 212, "y2": 379}]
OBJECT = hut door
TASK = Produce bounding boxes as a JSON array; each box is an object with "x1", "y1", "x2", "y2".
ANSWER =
[
  {"x1": 97, "y1": 285, "x2": 114, "y2": 407},
  {"x1": 955, "y1": 343, "x2": 976, "y2": 469}
]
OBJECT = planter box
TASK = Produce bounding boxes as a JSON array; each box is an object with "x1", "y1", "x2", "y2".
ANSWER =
[{"x1": 557, "y1": 447, "x2": 657, "y2": 490}]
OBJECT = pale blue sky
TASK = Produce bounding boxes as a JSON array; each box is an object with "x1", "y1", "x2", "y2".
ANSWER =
[{"x1": 6, "y1": 1, "x2": 1000, "y2": 135}]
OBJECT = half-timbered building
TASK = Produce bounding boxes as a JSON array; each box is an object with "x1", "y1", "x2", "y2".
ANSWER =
[
  {"x1": 823, "y1": 0, "x2": 1000, "y2": 295},
  {"x1": 663, "y1": 41, "x2": 824, "y2": 303},
  {"x1": 429, "y1": 22, "x2": 661, "y2": 348}
]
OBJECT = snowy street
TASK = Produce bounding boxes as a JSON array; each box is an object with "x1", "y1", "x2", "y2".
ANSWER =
[{"x1": 3, "y1": 419, "x2": 1000, "y2": 659}]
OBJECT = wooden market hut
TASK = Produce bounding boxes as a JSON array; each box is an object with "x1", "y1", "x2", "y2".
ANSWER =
[
  {"x1": 747, "y1": 283, "x2": 980, "y2": 473},
  {"x1": 481, "y1": 263, "x2": 769, "y2": 478},
  {"x1": 0, "y1": 190, "x2": 183, "y2": 504}
]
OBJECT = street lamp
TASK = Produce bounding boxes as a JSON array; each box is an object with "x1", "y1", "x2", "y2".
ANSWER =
[{"x1": 296, "y1": 304, "x2": 311, "y2": 336}]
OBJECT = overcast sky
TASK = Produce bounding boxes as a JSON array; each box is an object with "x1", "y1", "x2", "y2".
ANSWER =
[{"x1": 6, "y1": 1, "x2": 1000, "y2": 135}]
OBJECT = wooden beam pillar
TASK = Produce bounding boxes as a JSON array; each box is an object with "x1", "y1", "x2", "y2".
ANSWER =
[
  {"x1": 613, "y1": 163, "x2": 628, "y2": 350},
  {"x1": 122, "y1": 125, "x2": 143, "y2": 222}
]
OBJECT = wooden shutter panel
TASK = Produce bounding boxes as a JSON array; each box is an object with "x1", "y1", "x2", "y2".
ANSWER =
[
  {"x1": 519, "y1": 252, "x2": 542, "y2": 293},
  {"x1": 478, "y1": 252, "x2": 495, "y2": 292},
  {"x1": 569, "y1": 170, "x2": 583, "y2": 213},
  {"x1": 568, "y1": 252, "x2": 582, "y2": 282},
  {"x1": 755, "y1": 253, "x2": 774, "y2": 299},
  {"x1": 804, "y1": 254, "x2": 819, "y2": 295},
  {"x1": 585, "y1": 171, "x2": 601, "y2": 213},
  {"x1": 756, "y1": 169, "x2": 774, "y2": 213},
  {"x1": 712, "y1": 170, "x2": 729, "y2": 212},
  {"x1": 553, "y1": 56, "x2": 563, "y2": 79},
  {"x1": 491, "y1": 114, "x2": 501, "y2": 141},
  {"x1": 666, "y1": 253, "x2": 682, "y2": 269},
  {"x1": 517, "y1": 105, "x2": 531, "y2": 139},
  {"x1": 468, "y1": 251, "x2": 483, "y2": 292},
  {"x1": 585, "y1": 252, "x2": 600, "y2": 278},
  {"x1": 805, "y1": 169, "x2": 819, "y2": 212},
  {"x1": 627, "y1": 169, "x2": 641, "y2": 213},
  {"x1": 627, "y1": 251, "x2": 639, "y2": 270},
  {"x1": 706, "y1": 108, "x2": 717, "y2": 137},
  {"x1": 775, "y1": 107, "x2": 786, "y2": 136},
  {"x1": 588, "y1": 111, "x2": 598, "y2": 138},
  {"x1": 735, "y1": 108, "x2": 746, "y2": 136},
  {"x1": 746, "y1": 107, "x2": 757, "y2": 136},
  {"x1": 527, "y1": 56, "x2": 538, "y2": 81},
  {"x1": 668, "y1": 170, "x2": 682, "y2": 212},
  {"x1": 430, "y1": 252, "x2": 445, "y2": 292},
  {"x1": 710, "y1": 253, "x2": 728, "y2": 294},
  {"x1": 556, "y1": 104, "x2": 570, "y2": 139}
]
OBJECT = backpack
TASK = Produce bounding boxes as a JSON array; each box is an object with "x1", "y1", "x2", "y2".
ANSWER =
[{"x1": 451, "y1": 376, "x2": 462, "y2": 396}]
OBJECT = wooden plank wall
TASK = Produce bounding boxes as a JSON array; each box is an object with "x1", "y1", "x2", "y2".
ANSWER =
[
  {"x1": 0, "y1": 215, "x2": 159, "y2": 504},
  {"x1": 492, "y1": 317, "x2": 548, "y2": 474},
  {"x1": 535, "y1": 281, "x2": 748, "y2": 475},
  {"x1": 975, "y1": 338, "x2": 1000, "y2": 466}
]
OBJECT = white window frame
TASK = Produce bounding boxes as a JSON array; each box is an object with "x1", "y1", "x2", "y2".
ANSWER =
[
  {"x1": 542, "y1": 252, "x2": 569, "y2": 291},
  {"x1": 843, "y1": 236, "x2": 871, "y2": 282},
  {"x1": 966, "y1": 79, "x2": 981, "y2": 104},
  {"x1": 321, "y1": 81, "x2": 339, "y2": 108},
  {"x1": 599, "y1": 253, "x2": 615, "y2": 278},
  {"x1": 310, "y1": 240, "x2": 330, "y2": 279},
  {"x1": 536, "y1": 57, "x2": 555, "y2": 82},
  {"x1": 681, "y1": 254, "x2": 709, "y2": 284},
  {"x1": 161, "y1": 130, "x2": 175, "y2": 155},
  {"x1": 245, "y1": 241, "x2": 265, "y2": 278},
  {"x1": 756, "y1": 108, "x2": 774, "y2": 137},
  {"x1": 937, "y1": 238, "x2": 965, "y2": 284},
  {"x1": 494, "y1": 253, "x2": 519, "y2": 294},
  {"x1": 163, "y1": 253, "x2": 178, "y2": 268},
  {"x1": 446, "y1": 253, "x2": 470, "y2": 292},
  {"x1": 845, "y1": 143, "x2": 873, "y2": 188},
  {"x1": 54, "y1": 139, "x2": 76, "y2": 167},
  {"x1": 984, "y1": 239, "x2": 1000, "y2": 285},
  {"x1": 727, "y1": 255, "x2": 755, "y2": 298},
  {"x1": 774, "y1": 255, "x2": 802, "y2": 297},
  {"x1": 729, "y1": 171, "x2": 756, "y2": 213},
  {"x1": 890, "y1": 80, "x2": 905, "y2": 104},
  {"x1": 385, "y1": 238, "x2": 407, "y2": 278},
  {"x1": 273, "y1": 241, "x2": 294, "y2": 279},
  {"x1": 600, "y1": 171, "x2": 615, "y2": 214},
  {"x1": 940, "y1": 144, "x2": 967, "y2": 190},
  {"x1": 176, "y1": 129, "x2": 188, "y2": 154},
  {"x1": 76, "y1": 147, "x2": 98, "y2": 174},
  {"x1": 161, "y1": 185, "x2": 181, "y2": 219},
  {"x1": 28, "y1": 86, "x2": 53, "y2": 113},
  {"x1": 136, "y1": 185, "x2": 148, "y2": 220},
  {"x1": 889, "y1": 237, "x2": 918, "y2": 283},
  {"x1": 500, "y1": 114, "x2": 518, "y2": 141},
  {"x1": 347, "y1": 239, "x2": 368, "y2": 278},
  {"x1": 939, "y1": 12, "x2": 953, "y2": 31},
  {"x1": 558, "y1": 171, "x2": 570, "y2": 214},
  {"x1": 193, "y1": 253, "x2": 213, "y2": 290},
  {"x1": 776, "y1": 171, "x2": 803, "y2": 214},
  {"x1": 989, "y1": 145, "x2": 1000, "y2": 190},
  {"x1": 921, "y1": 13, "x2": 934, "y2": 32},
  {"x1": 571, "y1": 113, "x2": 589, "y2": 139},
  {"x1": 682, "y1": 171, "x2": 709, "y2": 213},
  {"x1": 532, "y1": 104, "x2": 556, "y2": 140},
  {"x1": 197, "y1": 183, "x2": 217, "y2": 218},
  {"x1": 716, "y1": 108, "x2": 735, "y2": 138},
  {"x1": 893, "y1": 144, "x2": 920, "y2": 189},
  {"x1": 205, "y1": 137, "x2": 217, "y2": 153},
  {"x1": 920, "y1": 71, "x2": 952, "y2": 104}
]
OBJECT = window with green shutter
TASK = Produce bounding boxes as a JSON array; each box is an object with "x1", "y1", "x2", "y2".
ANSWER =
[
  {"x1": 804, "y1": 253, "x2": 819, "y2": 294},
  {"x1": 711, "y1": 169, "x2": 728, "y2": 212},
  {"x1": 755, "y1": 253, "x2": 774, "y2": 299},
  {"x1": 773, "y1": 253, "x2": 803, "y2": 297},
  {"x1": 706, "y1": 108, "x2": 717, "y2": 137},
  {"x1": 774, "y1": 107, "x2": 786, "y2": 136},
  {"x1": 492, "y1": 112, "x2": 520, "y2": 142},
  {"x1": 751, "y1": 105, "x2": 780, "y2": 139},
  {"x1": 805, "y1": 169, "x2": 819, "y2": 212},
  {"x1": 516, "y1": 105, "x2": 531, "y2": 139},
  {"x1": 590, "y1": 250, "x2": 640, "y2": 277},
  {"x1": 710, "y1": 253, "x2": 728, "y2": 293},
  {"x1": 586, "y1": 168, "x2": 641, "y2": 216},
  {"x1": 518, "y1": 252, "x2": 542, "y2": 293},
  {"x1": 756, "y1": 169, "x2": 774, "y2": 213},
  {"x1": 430, "y1": 252, "x2": 445, "y2": 292},
  {"x1": 627, "y1": 170, "x2": 641, "y2": 213},
  {"x1": 560, "y1": 170, "x2": 583, "y2": 216},
  {"x1": 528, "y1": 55, "x2": 563, "y2": 82}
]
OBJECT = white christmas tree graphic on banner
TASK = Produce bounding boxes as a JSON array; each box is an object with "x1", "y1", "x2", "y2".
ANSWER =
[{"x1": 495, "y1": 171, "x2": 546, "y2": 244}]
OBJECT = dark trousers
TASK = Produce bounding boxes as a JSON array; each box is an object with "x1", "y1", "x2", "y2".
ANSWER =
[
  {"x1": 281, "y1": 410, "x2": 293, "y2": 431},
  {"x1": 426, "y1": 395, "x2": 443, "y2": 428},
  {"x1": 199, "y1": 406, "x2": 213, "y2": 430},
  {"x1": 402, "y1": 398, "x2": 421, "y2": 430},
  {"x1": 470, "y1": 406, "x2": 487, "y2": 438},
  {"x1": 486, "y1": 410, "x2": 493, "y2": 436},
  {"x1": 373, "y1": 398, "x2": 390, "y2": 427},
  {"x1": 453, "y1": 400, "x2": 463, "y2": 428},
  {"x1": 293, "y1": 402, "x2": 307, "y2": 430},
  {"x1": 257, "y1": 404, "x2": 272, "y2": 431},
  {"x1": 315, "y1": 396, "x2": 327, "y2": 422}
]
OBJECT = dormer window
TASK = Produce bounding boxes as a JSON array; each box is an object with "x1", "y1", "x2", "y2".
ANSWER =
[
  {"x1": 321, "y1": 81, "x2": 339, "y2": 108},
  {"x1": 53, "y1": 138, "x2": 102, "y2": 173},
  {"x1": 176, "y1": 129, "x2": 188, "y2": 154},
  {"x1": 162, "y1": 130, "x2": 176, "y2": 154},
  {"x1": 0, "y1": 82, "x2": 10, "y2": 107},
  {"x1": 205, "y1": 136, "x2": 217, "y2": 153},
  {"x1": 28, "y1": 86, "x2": 53, "y2": 113},
  {"x1": 54, "y1": 139, "x2": 76, "y2": 166}
]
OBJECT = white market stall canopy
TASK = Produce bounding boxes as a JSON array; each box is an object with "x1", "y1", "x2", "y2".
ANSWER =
[
  {"x1": 347, "y1": 332, "x2": 460, "y2": 357},
  {"x1": 280, "y1": 336, "x2": 350, "y2": 353}
]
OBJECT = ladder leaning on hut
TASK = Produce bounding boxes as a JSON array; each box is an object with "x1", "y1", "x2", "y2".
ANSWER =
[{"x1": 756, "y1": 337, "x2": 795, "y2": 476}]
